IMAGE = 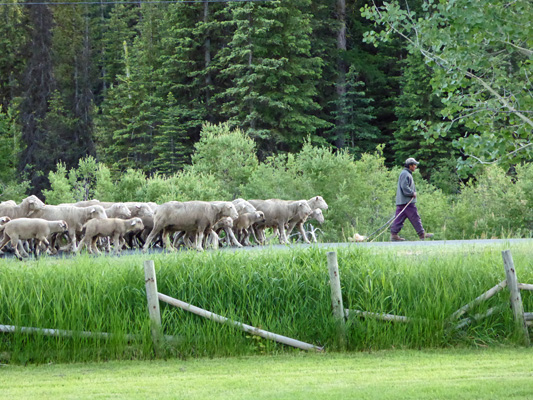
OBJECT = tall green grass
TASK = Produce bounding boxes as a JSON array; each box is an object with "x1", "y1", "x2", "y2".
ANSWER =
[{"x1": 0, "y1": 243, "x2": 531, "y2": 364}]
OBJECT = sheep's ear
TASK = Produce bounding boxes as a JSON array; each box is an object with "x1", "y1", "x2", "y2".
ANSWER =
[
  {"x1": 136, "y1": 205, "x2": 141, "y2": 209},
  {"x1": 131, "y1": 220, "x2": 137, "y2": 226}
]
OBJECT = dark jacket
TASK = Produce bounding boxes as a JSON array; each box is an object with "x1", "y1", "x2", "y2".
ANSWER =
[{"x1": 396, "y1": 167, "x2": 416, "y2": 205}]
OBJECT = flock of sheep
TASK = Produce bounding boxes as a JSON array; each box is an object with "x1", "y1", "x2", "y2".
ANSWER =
[{"x1": 0, "y1": 195, "x2": 328, "y2": 259}]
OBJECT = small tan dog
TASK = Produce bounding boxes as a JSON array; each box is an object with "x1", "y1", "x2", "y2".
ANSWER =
[{"x1": 348, "y1": 233, "x2": 367, "y2": 242}]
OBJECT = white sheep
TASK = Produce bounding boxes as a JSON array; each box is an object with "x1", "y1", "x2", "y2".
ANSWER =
[{"x1": 0, "y1": 218, "x2": 68, "y2": 259}]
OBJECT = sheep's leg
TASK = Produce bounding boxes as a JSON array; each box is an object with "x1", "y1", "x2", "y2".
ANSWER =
[
  {"x1": 17, "y1": 240, "x2": 30, "y2": 258},
  {"x1": 297, "y1": 222, "x2": 311, "y2": 244},
  {"x1": 278, "y1": 223, "x2": 288, "y2": 244},
  {"x1": 161, "y1": 229, "x2": 175, "y2": 252},
  {"x1": 224, "y1": 227, "x2": 242, "y2": 248},
  {"x1": 143, "y1": 224, "x2": 164, "y2": 252},
  {"x1": 173, "y1": 231, "x2": 185, "y2": 248},
  {"x1": 91, "y1": 237, "x2": 102, "y2": 255},
  {"x1": 11, "y1": 237, "x2": 24, "y2": 260},
  {"x1": 0, "y1": 234, "x2": 11, "y2": 252},
  {"x1": 195, "y1": 231, "x2": 204, "y2": 251},
  {"x1": 286, "y1": 221, "x2": 297, "y2": 238},
  {"x1": 112, "y1": 233, "x2": 121, "y2": 255},
  {"x1": 33, "y1": 239, "x2": 43, "y2": 258},
  {"x1": 207, "y1": 230, "x2": 219, "y2": 250}
]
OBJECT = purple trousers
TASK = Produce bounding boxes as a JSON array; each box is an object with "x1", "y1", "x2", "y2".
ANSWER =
[{"x1": 390, "y1": 203, "x2": 424, "y2": 235}]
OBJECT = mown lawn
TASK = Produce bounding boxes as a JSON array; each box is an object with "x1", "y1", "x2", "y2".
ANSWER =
[{"x1": 1, "y1": 347, "x2": 532, "y2": 399}]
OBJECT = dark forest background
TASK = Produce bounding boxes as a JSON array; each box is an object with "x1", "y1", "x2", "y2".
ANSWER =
[{"x1": 0, "y1": 0, "x2": 466, "y2": 198}]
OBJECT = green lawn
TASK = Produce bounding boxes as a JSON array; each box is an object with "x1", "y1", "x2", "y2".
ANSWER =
[{"x1": 2, "y1": 347, "x2": 532, "y2": 399}]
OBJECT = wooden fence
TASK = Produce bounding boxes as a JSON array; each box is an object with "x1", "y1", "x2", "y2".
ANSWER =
[
  {"x1": 2, "y1": 249, "x2": 529, "y2": 351},
  {"x1": 327, "y1": 249, "x2": 531, "y2": 346},
  {"x1": 144, "y1": 260, "x2": 324, "y2": 352}
]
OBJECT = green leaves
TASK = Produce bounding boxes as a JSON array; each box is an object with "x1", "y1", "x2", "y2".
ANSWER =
[{"x1": 363, "y1": 0, "x2": 533, "y2": 173}]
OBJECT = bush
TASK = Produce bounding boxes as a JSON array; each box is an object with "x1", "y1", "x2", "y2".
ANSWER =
[
  {"x1": 448, "y1": 165, "x2": 529, "y2": 238},
  {"x1": 191, "y1": 122, "x2": 259, "y2": 199}
]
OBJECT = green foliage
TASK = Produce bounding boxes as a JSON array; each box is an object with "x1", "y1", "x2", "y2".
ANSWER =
[
  {"x1": 42, "y1": 162, "x2": 75, "y2": 205},
  {"x1": 329, "y1": 66, "x2": 380, "y2": 156},
  {"x1": 448, "y1": 165, "x2": 531, "y2": 239},
  {"x1": 1, "y1": 244, "x2": 531, "y2": 363},
  {"x1": 362, "y1": 0, "x2": 533, "y2": 173},
  {"x1": 392, "y1": 52, "x2": 461, "y2": 183},
  {"x1": 93, "y1": 164, "x2": 115, "y2": 202},
  {"x1": 0, "y1": 104, "x2": 28, "y2": 200},
  {"x1": 191, "y1": 122, "x2": 259, "y2": 198},
  {"x1": 114, "y1": 168, "x2": 147, "y2": 202},
  {"x1": 152, "y1": 170, "x2": 226, "y2": 203},
  {"x1": 217, "y1": 0, "x2": 329, "y2": 152}
]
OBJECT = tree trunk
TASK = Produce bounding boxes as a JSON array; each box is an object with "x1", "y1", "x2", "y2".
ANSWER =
[{"x1": 334, "y1": 0, "x2": 347, "y2": 149}]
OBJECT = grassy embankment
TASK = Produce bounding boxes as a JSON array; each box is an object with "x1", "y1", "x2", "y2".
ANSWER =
[
  {"x1": 0, "y1": 242, "x2": 531, "y2": 364},
  {"x1": 1, "y1": 348, "x2": 533, "y2": 399}
]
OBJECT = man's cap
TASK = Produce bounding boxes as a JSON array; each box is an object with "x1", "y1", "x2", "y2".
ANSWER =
[{"x1": 405, "y1": 157, "x2": 419, "y2": 165}]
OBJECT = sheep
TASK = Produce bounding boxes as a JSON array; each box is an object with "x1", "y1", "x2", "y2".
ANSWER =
[
  {"x1": 248, "y1": 199, "x2": 312, "y2": 245},
  {"x1": 285, "y1": 196, "x2": 328, "y2": 244},
  {"x1": 0, "y1": 218, "x2": 68, "y2": 259},
  {"x1": 77, "y1": 217, "x2": 144, "y2": 255},
  {"x1": 174, "y1": 216, "x2": 233, "y2": 250},
  {"x1": 233, "y1": 211, "x2": 266, "y2": 246},
  {"x1": 0, "y1": 195, "x2": 45, "y2": 219},
  {"x1": 104, "y1": 203, "x2": 132, "y2": 219},
  {"x1": 143, "y1": 201, "x2": 239, "y2": 252},
  {"x1": 288, "y1": 208, "x2": 325, "y2": 243},
  {"x1": 28, "y1": 205, "x2": 108, "y2": 252}
]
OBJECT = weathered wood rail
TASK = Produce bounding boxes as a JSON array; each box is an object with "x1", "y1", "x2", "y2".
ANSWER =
[
  {"x1": 143, "y1": 260, "x2": 323, "y2": 352},
  {"x1": 326, "y1": 250, "x2": 531, "y2": 346}
]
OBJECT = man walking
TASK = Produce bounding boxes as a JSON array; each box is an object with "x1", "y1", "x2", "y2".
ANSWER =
[{"x1": 390, "y1": 158, "x2": 434, "y2": 241}]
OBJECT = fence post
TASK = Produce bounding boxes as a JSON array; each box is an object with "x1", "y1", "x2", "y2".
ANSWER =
[
  {"x1": 502, "y1": 250, "x2": 530, "y2": 346},
  {"x1": 327, "y1": 251, "x2": 346, "y2": 348},
  {"x1": 144, "y1": 260, "x2": 163, "y2": 354}
]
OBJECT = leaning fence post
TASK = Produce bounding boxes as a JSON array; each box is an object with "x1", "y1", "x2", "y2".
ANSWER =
[
  {"x1": 502, "y1": 250, "x2": 530, "y2": 346},
  {"x1": 327, "y1": 251, "x2": 346, "y2": 348},
  {"x1": 144, "y1": 260, "x2": 163, "y2": 353}
]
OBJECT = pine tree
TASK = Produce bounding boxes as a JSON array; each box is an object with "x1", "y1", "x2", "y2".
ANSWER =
[
  {"x1": 217, "y1": 0, "x2": 329, "y2": 155},
  {"x1": 0, "y1": 2, "x2": 27, "y2": 110},
  {"x1": 18, "y1": 5, "x2": 57, "y2": 194},
  {"x1": 50, "y1": 3, "x2": 96, "y2": 163},
  {"x1": 329, "y1": 66, "x2": 379, "y2": 156},
  {"x1": 393, "y1": 52, "x2": 460, "y2": 179}
]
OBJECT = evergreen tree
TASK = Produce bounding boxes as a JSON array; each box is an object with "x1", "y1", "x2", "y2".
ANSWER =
[
  {"x1": 18, "y1": 5, "x2": 57, "y2": 195},
  {"x1": 217, "y1": 0, "x2": 329, "y2": 155},
  {"x1": 0, "y1": 1, "x2": 27, "y2": 110},
  {"x1": 50, "y1": 3, "x2": 96, "y2": 163},
  {"x1": 329, "y1": 66, "x2": 379, "y2": 156},
  {"x1": 393, "y1": 52, "x2": 460, "y2": 180}
]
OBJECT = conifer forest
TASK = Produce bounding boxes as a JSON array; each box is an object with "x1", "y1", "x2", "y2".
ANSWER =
[{"x1": 0, "y1": 0, "x2": 531, "y2": 201}]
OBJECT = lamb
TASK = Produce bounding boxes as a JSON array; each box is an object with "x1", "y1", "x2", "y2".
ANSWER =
[
  {"x1": 77, "y1": 217, "x2": 144, "y2": 255},
  {"x1": 0, "y1": 218, "x2": 68, "y2": 259},
  {"x1": 286, "y1": 196, "x2": 329, "y2": 243},
  {"x1": 289, "y1": 208, "x2": 325, "y2": 243},
  {"x1": 248, "y1": 199, "x2": 312, "y2": 245},
  {"x1": 233, "y1": 211, "x2": 266, "y2": 246},
  {"x1": 143, "y1": 201, "x2": 239, "y2": 251},
  {"x1": 28, "y1": 205, "x2": 108, "y2": 252},
  {"x1": 174, "y1": 216, "x2": 234, "y2": 250}
]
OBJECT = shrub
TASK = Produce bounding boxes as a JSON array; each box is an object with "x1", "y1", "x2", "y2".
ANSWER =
[
  {"x1": 43, "y1": 162, "x2": 75, "y2": 204},
  {"x1": 191, "y1": 122, "x2": 259, "y2": 199},
  {"x1": 448, "y1": 165, "x2": 529, "y2": 238}
]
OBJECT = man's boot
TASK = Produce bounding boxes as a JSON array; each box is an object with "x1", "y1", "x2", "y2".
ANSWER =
[
  {"x1": 390, "y1": 233, "x2": 405, "y2": 241},
  {"x1": 418, "y1": 231, "x2": 434, "y2": 240}
]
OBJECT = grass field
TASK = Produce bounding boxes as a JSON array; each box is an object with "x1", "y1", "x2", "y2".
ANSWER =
[
  {"x1": 1, "y1": 347, "x2": 532, "y2": 399},
  {"x1": 1, "y1": 242, "x2": 532, "y2": 363}
]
